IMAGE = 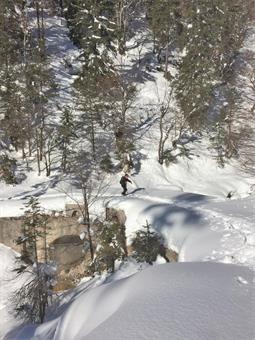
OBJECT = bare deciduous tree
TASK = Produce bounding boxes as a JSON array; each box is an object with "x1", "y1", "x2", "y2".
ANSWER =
[
  {"x1": 58, "y1": 151, "x2": 110, "y2": 262},
  {"x1": 156, "y1": 82, "x2": 188, "y2": 165}
]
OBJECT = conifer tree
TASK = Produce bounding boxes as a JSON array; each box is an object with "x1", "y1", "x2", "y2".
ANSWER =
[
  {"x1": 14, "y1": 197, "x2": 55, "y2": 324},
  {"x1": 131, "y1": 221, "x2": 164, "y2": 265},
  {"x1": 147, "y1": 0, "x2": 182, "y2": 75},
  {"x1": 65, "y1": 0, "x2": 116, "y2": 71},
  {"x1": 0, "y1": 0, "x2": 25, "y2": 151},
  {"x1": 211, "y1": 85, "x2": 242, "y2": 166},
  {"x1": 0, "y1": 154, "x2": 17, "y2": 184},
  {"x1": 57, "y1": 106, "x2": 77, "y2": 172},
  {"x1": 93, "y1": 222, "x2": 127, "y2": 273},
  {"x1": 175, "y1": 0, "x2": 249, "y2": 129},
  {"x1": 0, "y1": 0, "x2": 58, "y2": 175},
  {"x1": 74, "y1": 67, "x2": 108, "y2": 161}
]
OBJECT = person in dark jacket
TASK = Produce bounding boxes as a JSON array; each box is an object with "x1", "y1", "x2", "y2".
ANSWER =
[{"x1": 120, "y1": 174, "x2": 132, "y2": 195}]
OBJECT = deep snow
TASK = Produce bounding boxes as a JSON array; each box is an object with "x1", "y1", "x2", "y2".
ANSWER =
[
  {"x1": 0, "y1": 6, "x2": 254, "y2": 340},
  {"x1": 0, "y1": 245, "x2": 27, "y2": 339},
  {"x1": 13, "y1": 263, "x2": 255, "y2": 340}
]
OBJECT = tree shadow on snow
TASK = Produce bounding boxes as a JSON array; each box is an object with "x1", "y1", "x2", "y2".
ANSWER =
[
  {"x1": 173, "y1": 193, "x2": 210, "y2": 205},
  {"x1": 3, "y1": 277, "x2": 99, "y2": 340},
  {"x1": 9, "y1": 175, "x2": 60, "y2": 200},
  {"x1": 130, "y1": 151, "x2": 148, "y2": 175},
  {"x1": 143, "y1": 203, "x2": 204, "y2": 234}
]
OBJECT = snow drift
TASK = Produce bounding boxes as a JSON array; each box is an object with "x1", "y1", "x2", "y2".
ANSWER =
[
  {"x1": 0, "y1": 245, "x2": 22, "y2": 338},
  {"x1": 28, "y1": 262, "x2": 254, "y2": 340}
]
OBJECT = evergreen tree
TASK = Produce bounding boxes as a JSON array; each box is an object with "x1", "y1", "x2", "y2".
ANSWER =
[
  {"x1": 0, "y1": 68, "x2": 25, "y2": 152},
  {"x1": 210, "y1": 85, "x2": 242, "y2": 166},
  {"x1": 74, "y1": 67, "x2": 109, "y2": 161},
  {"x1": 114, "y1": 0, "x2": 141, "y2": 54},
  {"x1": 24, "y1": 55, "x2": 57, "y2": 175},
  {"x1": 57, "y1": 106, "x2": 77, "y2": 172},
  {"x1": 0, "y1": 0, "x2": 24, "y2": 66},
  {"x1": 14, "y1": 197, "x2": 55, "y2": 324},
  {"x1": 65, "y1": 0, "x2": 116, "y2": 72},
  {"x1": 0, "y1": 0, "x2": 25, "y2": 151},
  {"x1": 93, "y1": 222, "x2": 127, "y2": 273},
  {"x1": 17, "y1": 197, "x2": 47, "y2": 263},
  {"x1": 0, "y1": 154, "x2": 17, "y2": 184},
  {"x1": 75, "y1": 64, "x2": 137, "y2": 163},
  {"x1": 0, "y1": 0, "x2": 58, "y2": 175},
  {"x1": 147, "y1": 0, "x2": 182, "y2": 75},
  {"x1": 131, "y1": 221, "x2": 164, "y2": 265},
  {"x1": 98, "y1": 72, "x2": 137, "y2": 158},
  {"x1": 175, "y1": 0, "x2": 249, "y2": 129}
]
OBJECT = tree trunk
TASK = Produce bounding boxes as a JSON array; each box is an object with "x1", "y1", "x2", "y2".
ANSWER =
[
  {"x1": 83, "y1": 186, "x2": 94, "y2": 261},
  {"x1": 158, "y1": 114, "x2": 164, "y2": 164},
  {"x1": 165, "y1": 43, "x2": 169, "y2": 76},
  {"x1": 43, "y1": 221, "x2": 47, "y2": 263},
  {"x1": 90, "y1": 117, "x2": 96, "y2": 160},
  {"x1": 36, "y1": 130, "x2": 41, "y2": 175},
  {"x1": 62, "y1": 143, "x2": 67, "y2": 172}
]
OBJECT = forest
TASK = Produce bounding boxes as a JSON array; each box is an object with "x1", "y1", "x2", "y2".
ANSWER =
[{"x1": 0, "y1": 1, "x2": 254, "y2": 338}]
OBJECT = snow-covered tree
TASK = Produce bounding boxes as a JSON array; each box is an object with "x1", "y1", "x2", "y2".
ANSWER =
[
  {"x1": 175, "y1": 0, "x2": 249, "y2": 129},
  {"x1": 146, "y1": 0, "x2": 182, "y2": 75},
  {"x1": 65, "y1": 0, "x2": 116, "y2": 72},
  {"x1": 0, "y1": 0, "x2": 58, "y2": 176}
]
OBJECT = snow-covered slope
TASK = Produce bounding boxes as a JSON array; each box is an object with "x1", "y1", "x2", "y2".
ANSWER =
[
  {"x1": 0, "y1": 6, "x2": 255, "y2": 340},
  {"x1": 107, "y1": 180, "x2": 255, "y2": 270},
  {"x1": 0, "y1": 245, "x2": 25, "y2": 339},
  {"x1": 15, "y1": 263, "x2": 254, "y2": 340},
  {"x1": 0, "y1": 11, "x2": 254, "y2": 218}
]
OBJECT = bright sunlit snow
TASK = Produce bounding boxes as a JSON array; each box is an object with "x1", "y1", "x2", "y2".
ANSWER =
[
  {"x1": 0, "y1": 3, "x2": 254, "y2": 340},
  {"x1": 15, "y1": 263, "x2": 254, "y2": 340}
]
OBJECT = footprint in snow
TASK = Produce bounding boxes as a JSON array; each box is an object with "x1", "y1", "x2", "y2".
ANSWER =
[{"x1": 237, "y1": 276, "x2": 248, "y2": 285}]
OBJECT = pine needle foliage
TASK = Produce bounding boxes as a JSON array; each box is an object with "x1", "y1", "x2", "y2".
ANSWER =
[{"x1": 131, "y1": 221, "x2": 164, "y2": 265}]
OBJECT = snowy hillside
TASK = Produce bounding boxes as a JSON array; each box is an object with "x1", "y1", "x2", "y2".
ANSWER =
[
  {"x1": 0, "y1": 245, "x2": 27, "y2": 339},
  {"x1": 0, "y1": 1, "x2": 254, "y2": 339},
  {"x1": 12, "y1": 263, "x2": 254, "y2": 340}
]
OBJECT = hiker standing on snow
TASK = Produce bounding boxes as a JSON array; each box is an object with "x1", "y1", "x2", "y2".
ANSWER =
[{"x1": 120, "y1": 174, "x2": 132, "y2": 195}]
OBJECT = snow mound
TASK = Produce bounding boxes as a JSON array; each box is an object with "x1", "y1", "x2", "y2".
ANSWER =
[
  {"x1": 0, "y1": 244, "x2": 21, "y2": 338},
  {"x1": 0, "y1": 244, "x2": 18, "y2": 276},
  {"x1": 33, "y1": 263, "x2": 254, "y2": 340}
]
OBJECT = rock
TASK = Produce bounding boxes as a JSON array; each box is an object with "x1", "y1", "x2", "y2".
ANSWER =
[{"x1": 49, "y1": 235, "x2": 85, "y2": 267}]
